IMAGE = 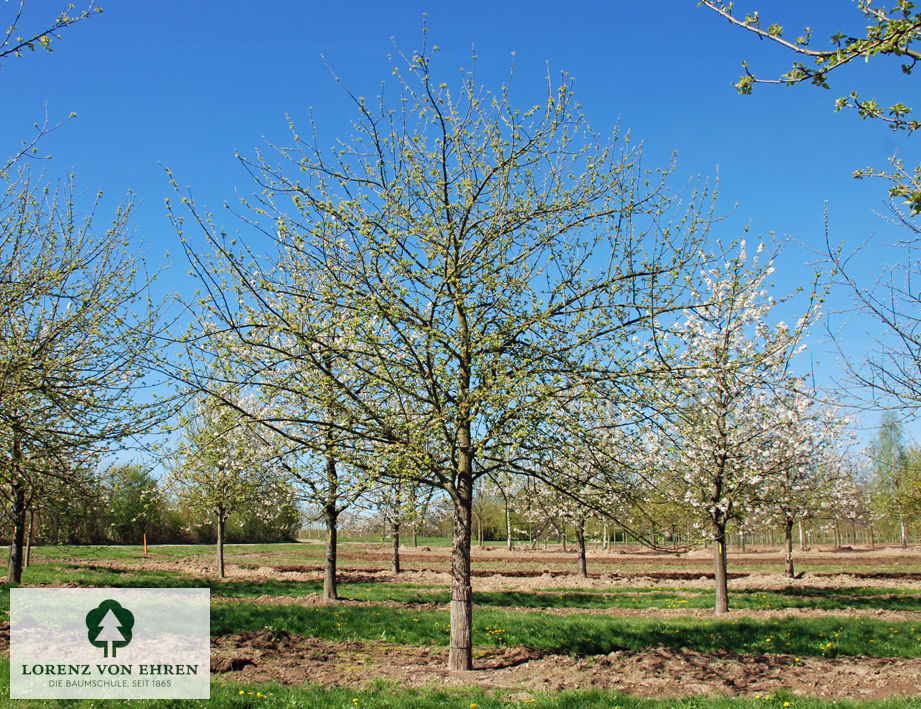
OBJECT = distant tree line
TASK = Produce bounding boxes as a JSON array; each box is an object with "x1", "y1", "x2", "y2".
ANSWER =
[{"x1": 0, "y1": 463, "x2": 301, "y2": 547}]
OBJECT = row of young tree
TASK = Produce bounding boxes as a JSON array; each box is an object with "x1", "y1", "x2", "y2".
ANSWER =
[
  {"x1": 349, "y1": 416, "x2": 921, "y2": 569},
  {"x1": 5, "y1": 0, "x2": 921, "y2": 673}
]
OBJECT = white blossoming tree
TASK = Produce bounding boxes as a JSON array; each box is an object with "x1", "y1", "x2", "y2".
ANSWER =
[
  {"x1": 755, "y1": 389, "x2": 852, "y2": 577},
  {"x1": 652, "y1": 239, "x2": 822, "y2": 612},
  {"x1": 172, "y1": 394, "x2": 282, "y2": 578}
]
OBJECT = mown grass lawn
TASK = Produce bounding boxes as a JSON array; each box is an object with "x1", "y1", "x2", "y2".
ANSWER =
[
  {"x1": 6, "y1": 547, "x2": 921, "y2": 707},
  {"x1": 1, "y1": 666, "x2": 920, "y2": 709},
  {"x1": 15, "y1": 562, "x2": 921, "y2": 614},
  {"x1": 209, "y1": 600, "x2": 921, "y2": 658}
]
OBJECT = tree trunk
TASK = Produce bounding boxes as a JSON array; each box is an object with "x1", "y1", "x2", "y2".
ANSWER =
[
  {"x1": 870, "y1": 523, "x2": 876, "y2": 550},
  {"x1": 798, "y1": 519, "x2": 806, "y2": 551},
  {"x1": 7, "y1": 437, "x2": 25, "y2": 585},
  {"x1": 901, "y1": 517, "x2": 908, "y2": 549},
  {"x1": 477, "y1": 513, "x2": 483, "y2": 548},
  {"x1": 448, "y1": 458, "x2": 474, "y2": 671},
  {"x1": 216, "y1": 512, "x2": 226, "y2": 579},
  {"x1": 323, "y1": 503, "x2": 339, "y2": 600},
  {"x1": 412, "y1": 524, "x2": 418, "y2": 548},
  {"x1": 783, "y1": 518, "x2": 795, "y2": 578},
  {"x1": 740, "y1": 530, "x2": 746, "y2": 553},
  {"x1": 576, "y1": 518, "x2": 587, "y2": 577},
  {"x1": 143, "y1": 531, "x2": 148, "y2": 557},
  {"x1": 603, "y1": 522, "x2": 609, "y2": 551},
  {"x1": 25, "y1": 507, "x2": 34, "y2": 568},
  {"x1": 8, "y1": 484, "x2": 26, "y2": 584},
  {"x1": 713, "y1": 520, "x2": 729, "y2": 613},
  {"x1": 505, "y1": 496, "x2": 512, "y2": 551},
  {"x1": 391, "y1": 521, "x2": 400, "y2": 574},
  {"x1": 561, "y1": 527, "x2": 567, "y2": 552}
]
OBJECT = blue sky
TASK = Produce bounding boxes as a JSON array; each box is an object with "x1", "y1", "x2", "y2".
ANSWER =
[{"x1": 2, "y1": 0, "x2": 917, "y2": 441}]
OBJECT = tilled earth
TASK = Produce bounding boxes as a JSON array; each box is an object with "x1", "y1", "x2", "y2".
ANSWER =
[
  {"x1": 210, "y1": 630, "x2": 921, "y2": 701},
  {"x1": 31, "y1": 543, "x2": 921, "y2": 700}
]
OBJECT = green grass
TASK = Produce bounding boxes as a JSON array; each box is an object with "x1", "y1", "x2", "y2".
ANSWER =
[
  {"x1": 28, "y1": 543, "x2": 326, "y2": 566},
  {"x1": 16, "y1": 563, "x2": 921, "y2": 615},
  {"x1": 210, "y1": 600, "x2": 921, "y2": 658},
  {"x1": 1, "y1": 666, "x2": 920, "y2": 709},
  {"x1": 6, "y1": 550, "x2": 921, "y2": 706}
]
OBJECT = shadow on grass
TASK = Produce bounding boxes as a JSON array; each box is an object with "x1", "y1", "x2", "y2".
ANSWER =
[
  {"x1": 14, "y1": 563, "x2": 921, "y2": 613},
  {"x1": 210, "y1": 602, "x2": 921, "y2": 659}
]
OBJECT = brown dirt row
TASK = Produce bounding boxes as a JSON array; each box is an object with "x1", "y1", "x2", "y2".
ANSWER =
[
  {"x1": 43, "y1": 558, "x2": 921, "y2": 592},
  {"x1": 214, "y1": 593, "x2": 921, "y2": 623},
  {"x1": 211, "y1": 630, "x2": 921, "y2": 701}
]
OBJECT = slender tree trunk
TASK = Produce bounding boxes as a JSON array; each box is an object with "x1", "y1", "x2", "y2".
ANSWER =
[
  {"x1": 783, "y1": 518, "x2": 795, "y2": 578},
  {"x1": 143, "y1": 532, "x2": 148, "y2": 557},
  {"x1": 505, "y1": 496, "x2": 512, "y2": 551},
  {"x1": 576, "y1": 518, "x2": 587, "y2": 577},
  {"x1": 24, "y1": 507, "x2": 34, "y2": 569},
  {"x1": 870, "y1": 523, "x2": 876, "y2": 550},
  {"x1": 740, "y1": 530, "x2": 746, "y2": 553},
  {"x1": 7, "y1": 436, "x2": 25, "y2": 585},
  {"x1": 477, "y1": 513, "x2": 483, "y2": 548},
  {"x1": 798, "y1": 520, "x2": 806, "y2": 551},
  {"x1": 901, "y1": 517, "x2": 908, "y2": 549},
  {"x1": 412, "y1": 524, "x2": 418, "y2": 548},
  {"x1": 216, "y1": 512, "x2": 226, "y2": 579},
  {"x1": 323, "y1": 503, "x2": 339, "y2": 601},
  {"x1": 391, "y1": 521, "x2": 401, "y2": 574},
  {"x1": 561, "y1": 526, "x2": 567, "y2": 552},
  {"x1": 713, "y1": 519, "x2": 729, "y2": 614},
  {"x1": 449, "y1": 455, "x2": 474, "y2": 671},
  {"x1": 603, "y1": 522, "x2": 609, "y2": 551}
]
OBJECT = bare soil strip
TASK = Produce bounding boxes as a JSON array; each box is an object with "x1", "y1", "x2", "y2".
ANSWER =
[
  {"x1": 45, "y1": 559, "x2": 921, "y2": 592},
  {"x1": 211, "y1": 630, "x2": 921, "y2": 701},
  {"x1": 214, "y1": 593, "x2": 921, "y2": 623}
]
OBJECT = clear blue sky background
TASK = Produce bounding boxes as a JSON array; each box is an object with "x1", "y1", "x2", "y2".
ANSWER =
[{"x1": 2, "y1": 0, "x2": 917, "y2": 443}]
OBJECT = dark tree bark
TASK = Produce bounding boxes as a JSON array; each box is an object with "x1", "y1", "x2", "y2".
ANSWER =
[
  {"x1": 576, "y1": 518, "x2": 587, "y2": 577},
  {"x1": 6, "y1": 434, "x2": 26, "y2": 584},
  {"x1": 783, "y1": 517, "x2": 795, "y2": 578},
  {"x1": 216, "y1": 510, "x2": 226, "y2": 579},
  {"x1": 391, "y1": 521, "x2": 401, "y2": 574},
  {"x1": 323, "y1": 502, "x2": 339, "y2": 601},
  {"x1": 24, "y1": 507, "x2": 34, "y2": 569},
  {"x1": 504, "y1": 495, "x2": 512, "y2": 551},
  {"x1": 8, "y1": 481, "x2": 26, "y2": 584}
]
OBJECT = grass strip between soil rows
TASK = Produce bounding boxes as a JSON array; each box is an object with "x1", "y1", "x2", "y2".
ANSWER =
[
  {"x1": 212, "y1": 600, "x2": 921, "y2": 658},
  {"x1": 14, "y1": 564, "x2": 921, "y2": 612},
  {"x1": 1, "y1": 664, "x2": 921, "y2": 709}
]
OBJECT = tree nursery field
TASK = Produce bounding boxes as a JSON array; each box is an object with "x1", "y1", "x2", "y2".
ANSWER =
[{"x1": 3, "y1": 541, "x2": 921, "y2": 708}]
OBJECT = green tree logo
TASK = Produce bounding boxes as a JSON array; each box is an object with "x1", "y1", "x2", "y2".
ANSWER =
[{"x1": 85, "y1": 600, "x2": 134, "y2": 658}]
